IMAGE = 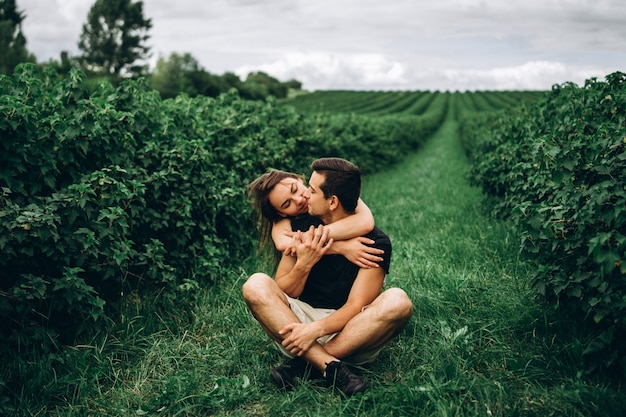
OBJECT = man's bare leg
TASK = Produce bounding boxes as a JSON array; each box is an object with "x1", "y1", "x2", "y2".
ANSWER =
[
  {"x1": 322, "y1": 288, "x2": 413, "y2": 360},
  {"x1": 242, "y1": 272, "x2": 336, "y2": 371}
]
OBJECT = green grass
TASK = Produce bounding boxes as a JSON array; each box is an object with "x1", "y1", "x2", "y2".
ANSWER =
[{"x1": 5, "y1": 108, "x2": 626, "y2": 416}]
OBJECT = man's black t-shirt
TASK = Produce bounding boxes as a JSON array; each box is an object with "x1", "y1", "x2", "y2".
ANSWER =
[{"x1": 290, "y1": 215, "x2": 392, "y2": 310}]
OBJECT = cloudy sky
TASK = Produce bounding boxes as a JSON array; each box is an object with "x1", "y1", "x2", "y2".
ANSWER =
[{"x1": 17, "y1": 0, "x2": 626, "y2": 91}]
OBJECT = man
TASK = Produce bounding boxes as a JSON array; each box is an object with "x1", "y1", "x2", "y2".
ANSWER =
[{"x1": 242, "y1": 157, "x2": 413, "y2": 396}]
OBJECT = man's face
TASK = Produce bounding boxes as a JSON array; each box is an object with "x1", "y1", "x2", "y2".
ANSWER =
[
  {"x1": 307, "y1": 171, "x2": 329, "y2": 219},
  {"x1": 268, "y1": 177, "x2": 310, "y2": 218}
]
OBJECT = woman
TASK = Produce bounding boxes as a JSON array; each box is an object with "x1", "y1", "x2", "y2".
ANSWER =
[{"x1": 248, "y1": 169, "x2": 384, "y2": 268}]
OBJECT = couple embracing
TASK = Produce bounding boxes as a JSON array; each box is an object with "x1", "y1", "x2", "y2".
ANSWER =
[{"x1": 242, "y1": 157, "x2": 413, "y2": 396}]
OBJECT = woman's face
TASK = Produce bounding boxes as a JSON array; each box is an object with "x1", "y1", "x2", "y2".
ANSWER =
[{"x1": 268, "y1": 177, "x2": 311, "y2": 218}]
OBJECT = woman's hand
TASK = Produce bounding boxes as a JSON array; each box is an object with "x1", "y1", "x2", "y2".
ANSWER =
[
  {"x1": 332, "y1": 237, "x2": 384, "y2": 268},
  {"x1": 282, "y1": 230, "x2": 297, "y2": 256}
]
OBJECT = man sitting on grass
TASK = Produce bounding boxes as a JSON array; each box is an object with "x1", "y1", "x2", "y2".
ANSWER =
[{"x1": 243, "y1": 157, "x2": 413, "y2": 396}]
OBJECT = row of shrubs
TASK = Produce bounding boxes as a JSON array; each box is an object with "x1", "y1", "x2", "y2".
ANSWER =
[
  {"x1": 0, "y1": 64, "x2": 445, "y2": 348},
  {"x1": 460, "y1": 72, "x2": 626, "y2": 374}
]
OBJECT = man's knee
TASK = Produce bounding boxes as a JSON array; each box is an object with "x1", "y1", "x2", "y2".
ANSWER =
[
  {"x1": 380, "y1": 288, "x2": 413, "y2": 321},
  {"x1": 242, "y1": 272, "x2": 274, "y2": 305}
]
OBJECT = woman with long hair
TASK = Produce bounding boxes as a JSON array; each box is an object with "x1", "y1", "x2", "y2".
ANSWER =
[{"x1": 248, "y1": 169, "x2": 384, "y2": 268}]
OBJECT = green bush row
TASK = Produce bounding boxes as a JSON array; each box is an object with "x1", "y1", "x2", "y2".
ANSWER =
[
  {"x1": 299, "y1": 92, "x2": 449, "y2": 172},
  {"x1": 460, "y1": 72, "x2": 626, "y2": 373},
  {"x1": 0, "y1": 64, "x2": 443, "y2": 347}
]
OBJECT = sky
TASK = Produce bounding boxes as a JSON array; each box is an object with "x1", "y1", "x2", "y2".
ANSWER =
[{"x1": 17, "y1": 0, "x2": 626, "y2": 91}]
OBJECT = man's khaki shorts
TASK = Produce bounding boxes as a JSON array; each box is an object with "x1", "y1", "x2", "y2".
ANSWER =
[{"x1": 275, "y1": 295, "x2": 382, "y2": 365}]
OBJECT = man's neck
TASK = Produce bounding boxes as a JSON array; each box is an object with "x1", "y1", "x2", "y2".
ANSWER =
[{"x1": 321, "y1": 210, "x2": 349, "y2": 226}]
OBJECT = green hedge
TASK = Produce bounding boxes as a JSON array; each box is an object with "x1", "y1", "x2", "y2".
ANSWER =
[
  {"x1": 0, "y1": 64, "x2": 441, "y2": 347},
  {"x1": 461, "y1": 72, "x2": 626, "y2": 373},
  {"x1": 299, "y1": 92, "x2": 448, "y2": 173}
]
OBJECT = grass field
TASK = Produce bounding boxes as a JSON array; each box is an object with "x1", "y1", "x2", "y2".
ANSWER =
[{"x1": 11, "y1": 103, "x2": 626, "y2": 416}]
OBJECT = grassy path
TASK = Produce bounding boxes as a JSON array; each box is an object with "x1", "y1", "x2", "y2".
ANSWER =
[
  {"x1": 219, "y1": 106, "x2": 608, "y2": 416},
  {"x1": 42, "y1": 105, "x2": 625, "y2": 416},
  {"x1": 352, "y1": 105, "x2": 622, "y2": 416},
  {"x1": 354, "y1": 104, "x2": 548, "y2": 415},
  {"x1": 365, "y1": 101, "x2": 531, "y2": 302}
]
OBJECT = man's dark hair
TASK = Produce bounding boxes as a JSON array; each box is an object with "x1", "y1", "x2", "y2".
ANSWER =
[{"x1": 310, "y1": 157, "x2": 361, "y2": 213}]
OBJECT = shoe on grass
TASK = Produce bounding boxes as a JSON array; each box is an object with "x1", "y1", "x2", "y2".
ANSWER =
[
  {"x1": 324, "y1": 360, "x2": 368, "y2": 396},
  {"x1": 270, "y1": 357, "x2": 321, "y2": 390}
]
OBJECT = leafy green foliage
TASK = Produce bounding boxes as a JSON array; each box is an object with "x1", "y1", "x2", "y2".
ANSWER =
[
  {"x1": 462, "y1": 72, "x2": 626, "y2": 373},
  {"x1": 10, "y1": 97, "x2": 625, "y2": 416},
  {"x1": 5, "y1": 77, "x2": 625, "y2": 416},
  {"x1": 0, "y1": 63, "x2": 436, "y2": 349}
]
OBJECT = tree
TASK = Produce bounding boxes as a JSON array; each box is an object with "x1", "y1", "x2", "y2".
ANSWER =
[
  {"x1": 149, "y1": 54, "x2": 303, "y2": 100},
  {"x1": 151, "y1": 52, "x2": 202, "y2": 98},
  {"x1": 150, "y1": 52, "x2": 226, "y2": 99},
  {"x1": 150, "y1": 53, "x2": 189, "y2": 98},
  {"x1": 284, "y1": 79, "x2": 303, "y2": 90},
  {"x1": 242, "y1": 71, "x2": 289, "y2": 99},
  {"x1": 78, "y1": 0, "x2": 152, "y2": 78},
  {"x1": 0, "y1": 0, "x2": 35, "y2": 74}
]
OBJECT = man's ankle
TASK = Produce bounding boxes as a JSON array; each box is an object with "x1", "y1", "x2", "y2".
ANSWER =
[{"x1": 323, "y1": 360, "x2": 341, "y2": 377}]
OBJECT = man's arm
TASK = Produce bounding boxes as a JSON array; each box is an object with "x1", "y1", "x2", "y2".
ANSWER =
[
  {"x1": 279, "y1": 267, "x2": 385, "y2": 354},
  {"x1": 274, "y1": 226, "x2": 333, "y2": 298},
  {"x1": 308, "y1": 267, "x2": 385, "y2": 336}
]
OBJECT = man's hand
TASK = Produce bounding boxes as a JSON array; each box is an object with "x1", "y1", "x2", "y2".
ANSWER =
[
  {"x1": 279, "y1": 322, "x2": 324, "y2": 356},
  {"x1": 293, "y1": 225, "x2": 333, "y2": 270},
  {"x1": 275, "y1": 225, "x2": 333, "y2": 298}
]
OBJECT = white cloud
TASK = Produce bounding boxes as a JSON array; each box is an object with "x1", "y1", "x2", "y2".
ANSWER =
[
  {"x1": 420, "y1": 61, "x2": 610, "y2": 91},
  {"x1": 54, "y1": 0, "x2": 91, "y2": 22},
  {"x1": 15, "y1": 0, "x2": 626, "y2": 91},
  {"x1": 236, "y1": 52, "x2": 408, "y2": 90},
  {"x1": 237, "y1": 56, "x2": 611, "y2": 91},
  {"x1": 20, "y1": 0, "x2": 92, "y2": 60}
]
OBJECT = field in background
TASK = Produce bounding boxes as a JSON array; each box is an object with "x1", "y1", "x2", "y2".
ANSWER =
[{"x1": 283, "y1": 89, "x2": 542, "y2": 116}]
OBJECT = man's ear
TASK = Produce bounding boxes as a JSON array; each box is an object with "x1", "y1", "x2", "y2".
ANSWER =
[{"x1": 329, "y1": 195, "x2": 339, "y2": 211}]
